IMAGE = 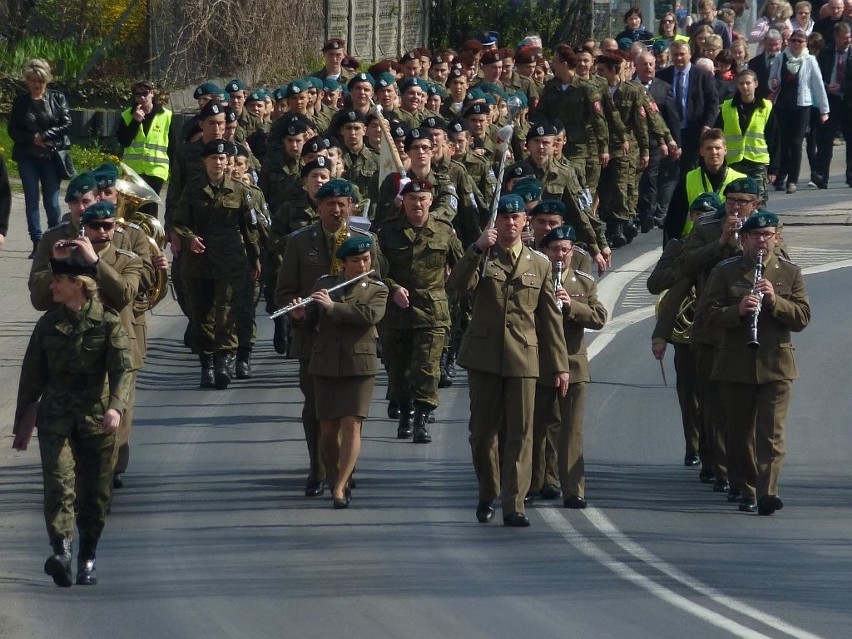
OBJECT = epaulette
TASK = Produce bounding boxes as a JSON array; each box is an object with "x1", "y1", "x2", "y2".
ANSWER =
[
  {"x1": 699, "y1": 215, "x2": 720, "y2": 225},
  {"x1": 368, "y1": 278, "x2": 387, "y2": 287},
  {"x1": 777, "y1": 255, "x2": 795, "y2": 265},
  {"x1": 351, "y1": 226, "x2": 372, "y2": 237},
  {"x1": 128, "y1": 222, "x2": 143, "y2": 231},
  {"x1": 718, "y1": 255, "x2": 740, "y2": 266},
  {"x1": 47, "y1": 220, "x2": 71, "y2": 232},
  {"x1": 433, "y1": 216, "x2": 455, "y2": 231},
  {"x1": 114, "y1": 226, "x2": 126, "y2": 234},
  {"x1": 575, "y1": 269, "x2": 594, "y2": 281},
  {"x1": 291, "y1": 225, "x2": 313, "y2": 237},
  {"x1": 115, "y1": 248, "x2": 139, "y2": 259},
  {"x1": 529, "y1": 247, "x2": 548, "y2": 260},
  {"x1": 574, "y1": 245, "x2": 590, "y2": 257}
]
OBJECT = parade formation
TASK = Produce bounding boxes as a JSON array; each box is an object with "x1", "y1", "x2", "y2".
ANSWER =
[{"x1": 6, "y1": 2, "x2": 828, "y2": 588}]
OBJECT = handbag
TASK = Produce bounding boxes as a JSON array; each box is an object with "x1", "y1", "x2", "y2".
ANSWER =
[{"x1": 51, "y1": 147, "x2": 76, "y2": 180}]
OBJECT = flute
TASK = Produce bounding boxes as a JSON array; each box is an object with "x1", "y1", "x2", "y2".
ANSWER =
[{"x1": 269, "y1": 270, "x2": 375, "y2": 319}]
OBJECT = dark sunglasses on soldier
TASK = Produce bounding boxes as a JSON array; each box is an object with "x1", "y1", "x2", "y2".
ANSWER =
[{"x1": 86, "y1": 221, "x2": 115, "y2": 231}]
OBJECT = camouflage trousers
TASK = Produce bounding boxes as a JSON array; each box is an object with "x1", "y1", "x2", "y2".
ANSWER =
[{"x1": 382, "y1": 326, "x2": 445, "y2": 410}]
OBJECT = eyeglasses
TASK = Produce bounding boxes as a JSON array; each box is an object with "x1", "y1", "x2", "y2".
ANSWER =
[
  {"x1": 726, "y1": 197, "x2": 757, "y2": 206},
  {"x1": 86, "y1": 221, "x2": 115, "y2": 231},
  {"x1": 661, "y1": 18, "x2": 675, "y2": 23},
  {"x1": 749, "y1": 230, "x2": 777, "y2": 240}
]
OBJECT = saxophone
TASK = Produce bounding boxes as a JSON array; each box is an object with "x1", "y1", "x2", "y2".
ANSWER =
[{"x1": 328, "y1": 219, "x2": 352, "y2": 275}]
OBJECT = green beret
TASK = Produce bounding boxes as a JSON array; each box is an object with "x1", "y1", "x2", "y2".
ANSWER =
[
  {"x1": 194, "y1": 82, "x2": 223, "y2": 99},
  {"x1": 306, "y1": 76, "x2": 324, "y2": 90},
  {"x1": 483, "y1": 93, "x2": 496, "y2": 106},
  {"x1": 724, "y1": 177, "x2": 760, "y2": 196},
  {"x1": 399, "y1": 77, "x2": 426, "y2": 93},
  {"x1": 348, "y1": 72, "x2": 375, "y2": 89},
  {"x1": 81, "y1": 201, "x2": 116, "y2": 222},
  {"x1": 652, "y1": 39, "x2": 669, "y2": 53},
  {"x1": 376, "y1": 72, "x2": 397, "y2": 88},
  {"x1": 617, "y1": 36, "x2": 633, "y2": 51},
  {"x1": 285, "y1": 79, "x2": 311, "y2": 98},
  {"x1": 246, "y1": 90, "x2": 264, "y2": 103},
  {"x1": 510, "y1": 176, "x2": 543, "y2": 203},
  {"x1": 201, "y1": 138, "x2": 230, "y2": 156},
  {"x1": 690, "y1": 192, "x2": 724, "y2": 212},
  {"x1": 65, "y1": 172, "x2": 98, "y2": 202},
  {"x1": 741, "y1": 210, "x2": 779, "y2": 233},
  {"x1": 323, "y1": 78, "x2": 342, "y2": 93},
  {"x1": 50, "y1": 257, "x2": 98, "y2": 278},
  {"x1": 467, "y1": 88, "x2": 487, "y2": 102},
  {"x1": 316, "y1": 178, "x2": 354, "y2": 199},
  {"x1": 335, "y1": 236, "x2": 373, "y2": 259},
  {"x1": 225, "y1": 79, "x2": 247, "y2": 93},
  {"x1": 497, "y1": 194, "x2": 525, "y2": 215},
  {"x1": 540, "y1": 225, "x2": 576, "y2": 247},
  {"x1": 508, "y1": 91, "x2": 528, "y2": 108},
  {"x1": 530, "y1": 199, "x2": 567, "y2": 218},
  {"x1": 92, "y1": 163, "x2": 119, "y2": 190}
]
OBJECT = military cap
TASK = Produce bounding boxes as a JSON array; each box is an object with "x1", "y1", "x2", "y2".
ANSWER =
[
  {"x1": 432, "y1": 52, "x2": 451, "y2": 65},
  {"x1": 369, "y1": 59, "x2": 397, "y2": 75},
  {"x1": 527, "y1": 121, "x2": 559, "y2": 140},
  {"x1": 401, "y1": 178, "x2": 433, "y2": 195},
  {"x1": 81, "y1": 201, "x2": 116, "y2": 223},
  {"x1": 482, "y1": 93, "x2": 496, "y2": 106},
  {"x1": 337, "y1": 108, "x2": 367, "y2": 126},
  {"x1": 617, "y1": 37, "x2": 633, "y2": 51},
  {"x1": 50, "y1": 257, "x2": 98, "y2": 278},
  {"x1": 724, "y1": 177, "x2": 760, "y2": 196},
  {"x1": 466, "y1": 87, "x2": 487, "y2": 102},
  {"x1": 497, "y1": 194, "x2": 525, "y2": 214},
  {"x1": 404, "y1": 127, "x2": 434, "y2": 150},
  {"x1": 504, "y1": 162, "x2": 534, "y2": 183},
  {"x1": 690, "y1": 192, "x2": 724, "y2": 212},
  {"x1": 323, "y1": 37, "x2": 346, "y2": 52},
  {"x1": 651, "y1": 39, "x2": 669, "y2": 54},
  {"x1": 324, "y1": 135, "x2": 343, "y2": 151},
  {"x1": 246, "y1": 90, "x2": 265, "y2": 103},
  {"x1": 316, "y1": 178, "x2": 355, "y2": 199},
  {"x1": 301, "y1": 135, "x2": 330, "y2": 155},
  {"x1": 420, "y1": 115, "x2": 448, "y2": 130},
  {"x1": 92, "y1": 163, "x2": 119, "y2": 189},
  {"x1": 511, "y1": 176, "x2": 543, "y2": 203},
  {"x1": 480, "y1": 82, "x2": 507, "y2": 97},
  {"x1": 335, "y1": 235, "x2": 373, "y2": 259},
  {"x1": 272, "y1": 86, "x2": 287, "y2": 101},
  {"x1": 234, "y1": 143, "x2": 250, "y2": 158},
  {"x1": 399, "y1": 77, "x2": 426, "y2": 93},
  {"x1": 285, "y1": 78, "x2": 311, "y2": 98},
  {"x1": 480, "y1": 50, "x2": 502, "y2": 65},
  {"x1": 301, "y1": 156, "x2": 332, "y2": 177},
  {"x1": 461, "y1": 39, "x2": 484, "y2": 53},
  {"x1": 540, "y1": 224, "x2": 576, "y2": 247},
  {"x1": 225, "y1": 79, "x2": 247, "y2": 93},
  {"x1": 390, "y1": 120, "x2": 411, "y2": 139},
  {"x1": 530, "y1": 199, "x2": 567, "y2": 218},
  {"x1": 448, "y1": 118, "x2": 469, "y2": 134},
  {"x1": 223, "y1": 106, "x2": 237, "y2": 123},
  {"x1": 194, "y1": 81, "x2": 223, "y2": 99},
  {"x1": 342, "y1": 55, "x2": 361, "y2": 71},
  {"x1": 446, "y1": 68, "x2": 466, "y2": 84},
  {"x1": 476, "y1": 31, "x2": 499, "y2": 46},
  {"x1": 199, "y1": 101, "x2": 224, "y2": 119},
  {"x1": 426, "y1": 83, "x2": 447, "y2": 98},
  {"x1": 306, "y1": 76, "x2": 324, "y2": 90},
  {"x1": 348, "y1": 72, "x2": 375, "y2": 89},
  {"x1": 741, "y1": 210, "x2": 780, "y2": 233},
  {"x1": 201, "y1": 138, "x2": 230, "y2": 156},
  {"x1": 282, "y1": 119, "x2": 311, "y2": 138},
  {"x1": 65, "y1": 172, "x2": 98, "y2": 202},
  {"x1": 463, "y1": 102, "x2": 489, "y2": 118},
  {"x1": 400, "y1": 51, "x2": 419, "y2": 64},
  {"x1": 323, "y1": 78, "x2": 342, "y2": 93},
  {"x1": 375, "y1": 71, "x2": 397, "y2": 88},
  {"x1": 515, "y1": 47, "x2": 542, "y2": 65},
  {"x1": 507, "y1": 92, "x2": 529, "y2": 110}
]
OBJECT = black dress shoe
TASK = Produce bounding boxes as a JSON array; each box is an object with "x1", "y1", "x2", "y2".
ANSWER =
[
  {"x1": 564, "y1": 495, "x2": 587, "y2": 509},
  {"x1": 738, "y1": 498, "x2": 757, "y2": 513},
  {"x1": 727, "y1": 489, "x2": 742, "y2": 503},
  {"x1": 699, "y1": 469, "x2": 715, "y2": 483},
  {"x1": 539, "y1": 484, "x2": 562, "y2": 500},
  {"x1": 684, "y1": 454, "x2": 700, "y2": 466},
  {"x1": 112, "y1": 473, "x2": 124, "y2": 489},
  {"x1": 713, "y1": 479, "x2": 730, "y2": 493},
  {"x1": 503, "y1": 512, "x2": 531, "y2": 527},
  {"x1": 757, "y1": 495, "x2": 784, "y2": 516},
  {"x1": 304, "y1": 481, "x2": 324, "y2": 497},
  {"x1": 524, "y1": 492, "x2": 536, "y2": 504},
  {"x1": 476, "y1": 501, "x2": 495, "y2": 523}
]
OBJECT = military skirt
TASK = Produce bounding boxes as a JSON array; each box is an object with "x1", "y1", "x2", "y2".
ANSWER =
[{"x1": 313, "y1": 374, "x2": 375, "y2": 420}]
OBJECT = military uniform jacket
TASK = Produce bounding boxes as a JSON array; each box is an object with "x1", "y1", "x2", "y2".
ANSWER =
[
  {"x1": 374, "y1": 169, "x2": 457, "y2": 230},
  {"x1": 343, "y1": 145, "x2": 379, "y2": 196},
  {"x1": 648, "y1": 238, "x2": 695, "y2": 343},
  {"x1": 701, "y1": 253, "x2": 810, "y2": 384},
  {"x1": 274, "y1": 222, "x2": 382, "y2": 360},
  {"x1": 17, "y1": 300, "x2": 133, "y2": 436},
  {"x1": 164, "y1": 138, "x2": 204, "y2": 229},
  {"x1": 611, "y1": 81, "x2": 650, "y2": 156},
  {"x1": 536, "y1": 77, "x2": 609, "y2": 154},
  {"x1": 540, "y1": 268, "x2": 607, "y2": 384},
  {"x1": 447, "y1": 243, "x2": 569, "y2": 377},
  {"x1": 268, "y1": 188, "x2": 317, "y2": 262},
  {"x1": 433, "y1": 154, "x2": 483, "y2": 246},
  {"x1": 378, "y1": 214, "x2": 464, "y2": 329},
  {"x1": 259, "y1": 155, "x2": 302, "y2": 216},
  {"x1": 305, "y1": 274, "x2": 388, "y2": 377},
  {"x1": 171, "y1": 175, "x2": 261, "y2": 279}
]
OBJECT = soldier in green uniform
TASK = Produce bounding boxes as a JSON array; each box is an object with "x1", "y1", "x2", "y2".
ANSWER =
[
  {"x1": 392, "y1": 77, "x2": 432, "y2": 127},
  {"x1": 334, "y1": 108, "x2": 380, "y2": 197},
  {"x1": 441, "y1": 68, "x2": 469, "y2": 120},
  {"x1": 225, "y1": 79, "x2": 262, "y2": 140},
  {"x1": 346, "y1": 72, "x2": 375, "y2": 116},
  {"x1": 170, "y1": 139, "x2": 262, "y2": 389},
  {"x1": 447, "y1": 118, "x2": 497, "y2": 210},
  {"x1": 378, "y1": 179, "x2": 464, "y2": 442},
  {"x1": 532, "y1": 226, "x2": 607, "y2": 507},
  {"x1": 312, "y1": 37, "x2": 355, "y2": 84},
  {"x1": 16, "y1": 257, "x2": 133, "y2": 587},
  {"x1": 700, "y1": 211, "x2": 810, "y2": 515},
  {"x1": 260, "y1": 113, "x2": 312, "y2": 216}
]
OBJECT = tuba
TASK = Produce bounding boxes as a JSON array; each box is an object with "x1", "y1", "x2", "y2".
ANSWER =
[
  {"x1": 655, "y1": 286, "x2": 697, "y2": 344},
  {"x1": 115, "y1": 162, "x2": 168, "y2": 314}
]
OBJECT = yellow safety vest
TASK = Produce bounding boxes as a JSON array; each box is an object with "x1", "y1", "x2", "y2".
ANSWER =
[
  {"x1": 683, "y1": 165, "x2": 746, "y2": 235},
  {"x1": 121, "y1": 107, "x2": 172, "y2": 180},
  {"x1": 721, "y1": 98, "x2": 771, "y2": 165}
]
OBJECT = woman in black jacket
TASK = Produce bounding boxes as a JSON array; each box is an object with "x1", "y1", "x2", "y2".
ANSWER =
[{"x1": 7, "y1": 59, "x2": 72, "y2": 258}]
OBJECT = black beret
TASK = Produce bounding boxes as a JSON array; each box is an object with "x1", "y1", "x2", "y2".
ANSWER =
[
  {"x1": 201, "y1": 138, "x2": 230, "y2": 156},
  {"x1": 530, "y1": 199, "x2": 567, "y2": 218},
  {"x1": 420, "y1": 115, "x2": 448, "y2": 130},
  {"x1": 199, "y1": 101, "x2": 224, "y2": 119},
  {"x1": 404, "y1": 128, "x2": 434, "y2": 150},
  {"x1": 50, "y1": 257, "x2": 98, "y2": 277},
  {"x1": 301, "y1": 156, "x2": 332, "y2": 177}
]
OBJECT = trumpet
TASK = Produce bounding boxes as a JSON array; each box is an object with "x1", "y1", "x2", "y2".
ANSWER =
[
  {"x1": 554, "y1": 260, "x2": 565, "y2": 312},
  {"x1": 747, "y1": 249, "x2": 766, "y2": 349},
  {"x1": 269, "y1": 270, "x2": 375, "y2": 319}
]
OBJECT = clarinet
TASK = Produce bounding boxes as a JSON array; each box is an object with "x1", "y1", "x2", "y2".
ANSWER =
[
  {"x1": 554, "y1": 260, "x2": 565, "y2": 312},
  {"x1": 747, "y1": 249, "x2": 766, "y2": 349}
]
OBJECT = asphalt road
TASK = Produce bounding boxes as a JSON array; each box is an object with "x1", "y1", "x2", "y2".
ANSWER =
[{"x1": 1, "y1": 203, "x2": 851, "y2": 638}]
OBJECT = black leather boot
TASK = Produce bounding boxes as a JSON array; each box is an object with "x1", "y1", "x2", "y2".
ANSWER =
[
  {"x1": 235, "y1": 347, "x2": 252, "y2": 379},
  {"x1": 438, "y1": 351, "x2": 453, "y2": 388},
  {"x1": 397, "y1": 402, "x2": 414, "y2": 439},
  {"x1": 76, "y1": 538, "x2": 97, "y2": 586},
  {"x1": 44, "y1": 537, "x2": 73, "y2": 587},
  {"x1": 413, "y1": 410, "x2": 433, "y2": 444},
  {"x1": 387, "y1": 400, "x2": 401, "y2": 419},
  {"x1": 199, "y1": 354, "x2": 214, "y2": 388},
  {"x1": 213, "y1": 352, "x2": 231, "y2": 390}
]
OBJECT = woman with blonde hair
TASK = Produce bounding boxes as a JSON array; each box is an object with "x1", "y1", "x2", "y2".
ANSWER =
[{"x1": 750, "y1": 0, "x2": 795, "y2": 52}]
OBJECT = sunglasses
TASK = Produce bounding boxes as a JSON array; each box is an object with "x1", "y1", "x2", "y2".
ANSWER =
[{"x1": 86, "y1": 221, "x2": 115, "y2": 231}]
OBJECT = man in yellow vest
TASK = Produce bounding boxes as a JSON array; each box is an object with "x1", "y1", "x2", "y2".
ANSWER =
[
  {"x1": 716, "y1": 69, "x2": 779, "y2": 200},
  {"x1": 116, "y1": 80, "x2": 172, "y2": 218},
  {"x1": 664, "y1": 128, "x2": 745, "y2": 243}
]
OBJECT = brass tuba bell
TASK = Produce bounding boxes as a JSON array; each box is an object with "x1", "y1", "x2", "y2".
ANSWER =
[{"x1": 655, "y1": 286, "x2": 697, "y2": 344}]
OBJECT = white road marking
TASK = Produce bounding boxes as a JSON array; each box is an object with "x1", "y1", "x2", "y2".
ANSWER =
[{"x1": 596, "y1": 249, "x2": 661, "y2": 317}]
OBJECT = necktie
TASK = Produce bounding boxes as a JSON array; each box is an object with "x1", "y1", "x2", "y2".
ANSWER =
[{"x1": 675, "y1": 71, "x2": 684, "y2": 121}]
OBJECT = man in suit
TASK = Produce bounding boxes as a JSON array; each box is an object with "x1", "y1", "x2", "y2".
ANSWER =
[
  {"x1": 657, "y1": 41, "x2": 720, "y2": 169},
  {"x1": 447, "y1": 194, "x2": 570, "y2": 527},
  {"x1": 748, "y1": 30, "x2": 784, "y2": 101},
  {"x1": 635, "y1": 52, "x2": 682, "y2": 232},
  {"x1": 815, "y1": 21, "x2": 852, "y2": 186},
  {"x1": 700, "y1": 210, "x2": 810, "y2": 515},
  {"x1": 274, "y1": 179, "x2": 381, "y2": 498}
]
